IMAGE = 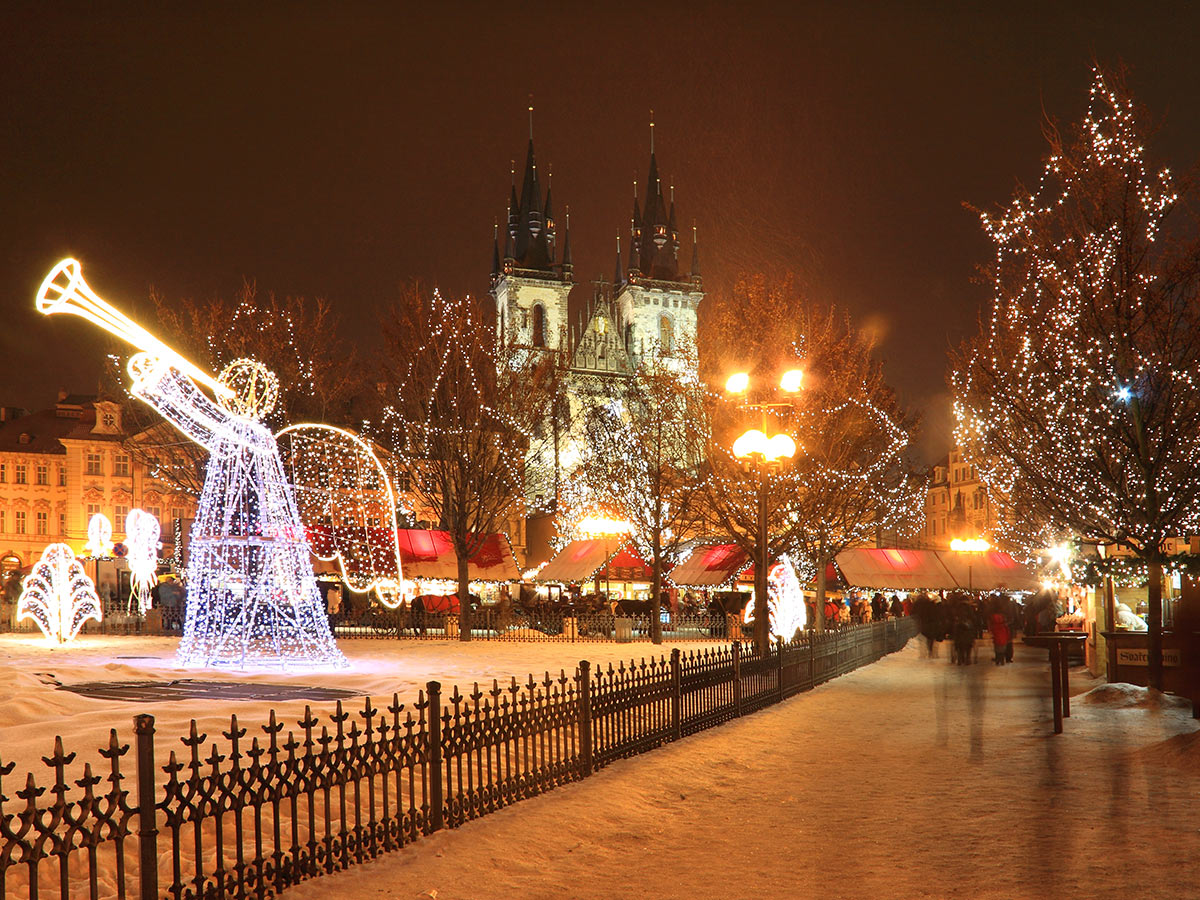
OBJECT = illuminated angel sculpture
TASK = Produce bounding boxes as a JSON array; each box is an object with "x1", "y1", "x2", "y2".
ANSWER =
[
  {"x1": 125, "y1": 507, "x2": 161, "y2": 615},
  {"x1": 19, "y1": 543, "x2": 103, "y2": 643},
  {"x1": 35, "y1": 259, "x2": 345, "y2": 668},
  {"x1": 129, "y1": 354, "x2": 347, "y2": 668}
]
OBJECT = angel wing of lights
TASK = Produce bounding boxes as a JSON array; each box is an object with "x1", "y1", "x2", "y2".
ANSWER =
[{"x1": 277, "y1": 423, "x2": 404, "y2": 605}]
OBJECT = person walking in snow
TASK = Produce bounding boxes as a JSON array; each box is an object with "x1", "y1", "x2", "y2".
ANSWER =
[{"x1": 989, "y1": 612, "x2": 1011, "y2": 665}]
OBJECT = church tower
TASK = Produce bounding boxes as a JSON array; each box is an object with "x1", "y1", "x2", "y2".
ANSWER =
[
  {"x1": 491, "y1": 110, "x2": 573, "y2": 351},
  {"x1": 613, "y1": 118, "x2": 703, "y2": 373}
]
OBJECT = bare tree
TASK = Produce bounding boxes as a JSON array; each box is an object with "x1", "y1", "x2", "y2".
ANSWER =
[
  {"x1": 568, "y1": 345, "x2": 710, "y2": 643},
  {"x1": 378, "y1": 285, "x2": 553, "y2": 640},
  {"x1": 953, "y1": 65, "x2": 1200, "y2": 690}
]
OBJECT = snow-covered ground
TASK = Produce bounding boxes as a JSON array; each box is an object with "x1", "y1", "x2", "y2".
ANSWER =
[
  {"x1": 265, "y1": 638, "x2": 1199, "y2": 900},
  {"x1": 0, "y1": 633, "x2": 727, "y2": 784}
]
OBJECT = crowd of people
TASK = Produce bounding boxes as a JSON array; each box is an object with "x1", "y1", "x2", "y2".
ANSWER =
[
  {"x1": 909, "y1": 591, "x2": 1026, "y2": 665},
  {"x1": 818, "y1": 592, "x2": 909, "y2": 627}
]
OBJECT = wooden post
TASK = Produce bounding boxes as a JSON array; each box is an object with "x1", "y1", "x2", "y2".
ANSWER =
[
  {"x1": 732, "y1": 641, "x2": 743, "y2": 717},
  {"x1": 134, "y1": 714, "x2": 158, "y2": 900},
  {"x1": 670, "y1": 649, "x2": 682, "y2": 741},
  {"x1": 426, "y1": 681, "x2": 444, "y2": 831},
  {"x1": 1049, "y1": 646, "x2": 1063, "y2": 734},
  {"x1": 578, "y1": 660, "x2": 593, "y2": 774}
]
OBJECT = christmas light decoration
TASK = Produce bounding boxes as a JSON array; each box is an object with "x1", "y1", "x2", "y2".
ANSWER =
[
  {"x1": 125, "y1": 508, "x2": 161, "y2": 615},
  {"x1": 84, "y1": 513, "x2": 114, "y2": 558},
  {"x1": 18, "y1": 544, "x2": 103, "y2": 644},
  {"x1": 951, "y1": 66, "x2": 1200, "y2": 687},
  {"x1": 278, "y1": 423, "x2": 404, "y2": 603},
  {"x1": 742, "y1": 554, "x2": 807, "y2": 640},
  {"x1": 126, "y1": 353, "x2": 347, "y2": 668}
]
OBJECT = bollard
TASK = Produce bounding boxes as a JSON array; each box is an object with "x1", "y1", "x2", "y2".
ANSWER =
[
  {"x1": 426, "y1": 681, "x2": 444, "y2": 832},
  {"x1": 134, "y1": 714, "x2": 158, "y2": 900},
  {"x1": 578, "y1": 660, "x2": 593, "y2": 774}
]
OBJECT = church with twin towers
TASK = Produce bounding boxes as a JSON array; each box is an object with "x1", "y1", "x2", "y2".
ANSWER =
[{"x1": 490, "y1": 116, "x2": 704, "y2": 509}]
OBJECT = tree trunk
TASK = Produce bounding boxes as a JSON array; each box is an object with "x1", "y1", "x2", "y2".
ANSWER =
[
  {"x1": 650, "y1": 555, "x2": 663, "y2": 645},
  {"x1": 814, "y1": 555, "x2": 828, "y2": 633},
  {"x1": 1147, "y1": 556, "x2": 1163, "y2": 690},
  {"x1": 457, "y1": 551, "x2": 472, "y2": 642}
]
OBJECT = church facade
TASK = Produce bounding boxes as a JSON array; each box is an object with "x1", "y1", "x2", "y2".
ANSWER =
[{"x1": 490, "y1": 131, "x2": 704, "y2": 512}]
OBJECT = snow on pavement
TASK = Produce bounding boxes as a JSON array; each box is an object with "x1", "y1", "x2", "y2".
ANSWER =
[{"x1": 277, "y1": 639, "x2": 1200, "y2": 900}]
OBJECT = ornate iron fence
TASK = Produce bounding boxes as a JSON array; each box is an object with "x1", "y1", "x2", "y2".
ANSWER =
[
  {"x1": 329, "y1": 608, "x2": 737, "y2": 643},
  {"x1": 0, "y1": 617, "x2": 916, "y2": 899}
]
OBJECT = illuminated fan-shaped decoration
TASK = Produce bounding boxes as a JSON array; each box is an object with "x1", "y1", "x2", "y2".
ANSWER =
[
  {"x1": 125, "y1": 508, "x2": 161, "y2": 615},
  {"x1": 278, "y1": 424, "x2": 404, "y2": 604},
  {"x1": 84, "y1": 513, "x2": 114, "y2": 558},
  {"x1": 18, "y1": 544, "x2": 103, "y2": 643},
  {"x1": 744, "y1": 555, "x2": 807, "y2": 641}
]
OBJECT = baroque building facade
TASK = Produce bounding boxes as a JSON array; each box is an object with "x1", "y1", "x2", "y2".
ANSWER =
[
  {"x1": 490, "y1": 129, "x2": 703, "y2": 511},
  {"x1": 0, "y1": 393, "x2": 196, "y2": 572}
]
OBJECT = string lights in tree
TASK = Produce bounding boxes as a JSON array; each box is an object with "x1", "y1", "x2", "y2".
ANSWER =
[
  {"x1": 377, "y1": 286, "x2": 552, "y2": 640},
  {"x1": 124, "y1": 508, "x2": 161, "y2": 615},
  {"x1": 18, "y1": 544, "x2": 103, "y2": 644},
  {"x1": 952, "y1": 66, "x2": 1200, "y2": 690}
]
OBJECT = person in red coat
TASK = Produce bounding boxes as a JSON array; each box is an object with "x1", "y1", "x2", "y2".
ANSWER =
[{"x1": 989, "y1": 613, "x2": 1011, "y2": 666}]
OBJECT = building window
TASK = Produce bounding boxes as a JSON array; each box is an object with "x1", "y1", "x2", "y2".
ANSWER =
[
  {"x1": 86, "y1": 503, "x2": 101, "y2": 519},
  {"x1": 58, "y1": 513, "x2": 66, "y2": 534},
  {"x1": 114, "y1": 454, "x2": 130, "y2": 477},
  {"x1": 147, "y1": 507, "x2": 161, "y2": 522},
  {"x1": 659, "y1": 315, "x2": 673, "y2": 353},
  {"x1": 15, "y1": 511, "x2": 26, "y2": 535},
  {"x1": 58, "y1": 466, "x2": 67, "y2": 486},
  {"x1": 170, "y1": 507, "x2": 185, "y2": 523},
  {"x1": 115, "y1": 504, "x2": 128, "y2": 526},
  {"x1": 86, "y1": 453, "x2": 102, "y2": 476},
  {"x1": 36, "y1": 465, "x2": 48, "y2": 485},
  {"x1": 0, "y1": 464, "x2": 5, "y2": 483},
  {"x1": 532, "y1": 304, "x2": 546, "y2": 347},
  {"x1": 15, "y1": 465, "x2": 27, "y2": 485},
  {"x1": 0, "y1": 511, "x2": 5, "y2": 533},
  {"x1": 35, "y1": 511, "x2": 47, "y2": 535}
]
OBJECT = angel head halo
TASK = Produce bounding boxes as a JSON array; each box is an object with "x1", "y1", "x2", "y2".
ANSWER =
[{"x1": 217, "y1": 358, "x2": 279, "y2": 419}]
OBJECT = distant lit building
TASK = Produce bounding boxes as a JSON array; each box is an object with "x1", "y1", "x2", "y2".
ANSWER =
[
  {"x1": 0, "y1": 393, "x2": 196, "y2": 568},
  {"x1": 921, "y1": 448, "x2": 996, "y2": 548}
]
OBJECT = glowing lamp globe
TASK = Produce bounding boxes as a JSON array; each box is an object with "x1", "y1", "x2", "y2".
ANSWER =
[
  {"x1": 725, "y1": 372, "x2": 750, "y2": 394},
  {"x1": 950, "y1": 538, "x2": 990, "y2": 552},
  {"x1": 780, "y1": 369, "x2": 804, "y2": 392},
  {"x1": 733, "y1": 429, "x2": 768, "y2": 459},
  {"x1": 767, "y1": 433, "x2": 797, "y2": 461}
]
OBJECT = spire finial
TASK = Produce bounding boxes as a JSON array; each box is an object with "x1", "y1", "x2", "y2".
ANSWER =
[
  {"x1": 511, "y1": 160, "x2": 515, "y2": 186},
  {"x1": 671, "y1": 180, "x2": 675, "y2": 203},
  {"x1": 528, "y1": 96, "x2": 534, "y2": 140},
  {"x1": 633, "y1": 177, "x2": 638, "y2": 200},
  {"x1": 650, "y1": 109, "x2": 655, "y2": 154}
]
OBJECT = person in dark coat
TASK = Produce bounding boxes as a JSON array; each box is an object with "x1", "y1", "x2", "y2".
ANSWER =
[{"x1": 871, "y1": 593, "x2": 886, "y2": 621}]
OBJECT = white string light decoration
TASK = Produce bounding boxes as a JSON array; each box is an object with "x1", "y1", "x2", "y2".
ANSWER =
[
  {"x1": 125, "y1": 508, "x2": 161, "y2": 615},
  {"x1": 84, "y1": 513, "x2": 114, "y2": 558},
  {"x1": 742, "y1": 554, "x2": 807, "y2": 641},
  {"x1": 18, "y1": 544, "x2": 103, "y2": 644},
  {"x1": 277, "y1": 423, "x2": 404, "y2": 604},
  {"x1": 129, "y1": 352, "x2": 347, "y2": 669}
]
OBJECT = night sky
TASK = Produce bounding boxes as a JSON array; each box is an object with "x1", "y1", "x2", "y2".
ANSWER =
[{"x1": 3, "y1": 2, "x2": 1199, "y2": 461}]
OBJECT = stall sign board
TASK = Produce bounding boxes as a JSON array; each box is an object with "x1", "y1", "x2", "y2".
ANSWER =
[{"x1": 1116, "y1": 648, "x2": 1181, "y2": 667}]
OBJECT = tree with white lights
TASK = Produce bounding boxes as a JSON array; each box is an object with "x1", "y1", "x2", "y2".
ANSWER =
[
  {"x1": 952, "y1": 66, "x2": 1200, "y2": 689},
  {"x1": 571, "y1": 344, "x2": 710, "y2": 643},
  {"x1": 379, "y1": 286, "x2": 553, "y2": 640}
]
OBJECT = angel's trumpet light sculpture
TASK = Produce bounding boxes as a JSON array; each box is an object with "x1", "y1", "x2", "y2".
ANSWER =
[
  {"x1": 18, "y1": 544, "x2": 103, "y2": 644},
  {"x1": 35, "y1": 259, "x2": 346, "y2": 669}
]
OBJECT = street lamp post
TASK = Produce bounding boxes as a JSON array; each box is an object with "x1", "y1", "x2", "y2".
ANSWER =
[
  {"x1": 727, "y1": 370, "x2": 802, "y2": 650},
  {"x1": 950, "y1": 537, "x2": 990, "y2": 593}
]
